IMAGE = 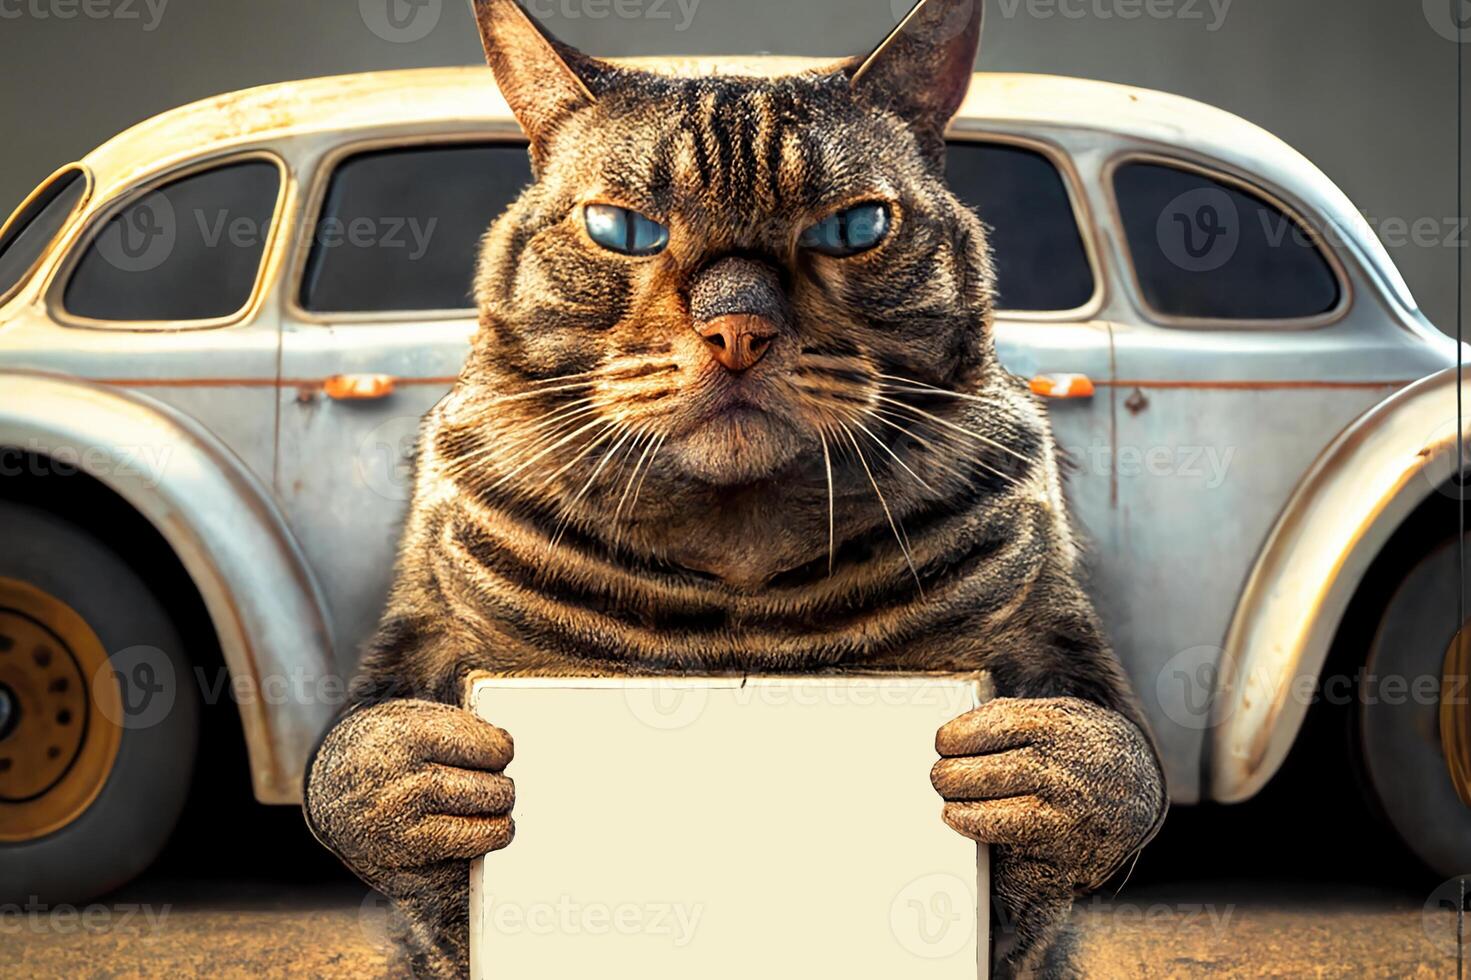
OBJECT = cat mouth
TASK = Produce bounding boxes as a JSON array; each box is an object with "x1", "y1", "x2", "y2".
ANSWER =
[{"x1": 688, "y1": 374, "x2": 775, "y2": 424}]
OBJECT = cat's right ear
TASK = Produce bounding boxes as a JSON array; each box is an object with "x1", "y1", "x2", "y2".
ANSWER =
[
  {"x1": 470, "y1": 0, "x2": 608, "y2": 166},
  {"x1": 843, "y1": 0, "x2": 983, "y2": 161}
]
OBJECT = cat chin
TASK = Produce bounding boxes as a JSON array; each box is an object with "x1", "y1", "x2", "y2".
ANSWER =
[{"x1": 666, "y1": 411, "x2": 807, "y2": 486}]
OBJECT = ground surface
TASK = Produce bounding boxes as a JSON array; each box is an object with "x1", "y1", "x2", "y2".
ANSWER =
[
  {"x1": 2, "y1": 876, "x2": 1463, "y2": 978},
  {"x1": 3, "y1": 700, "x2": 1468, "y2": 978}
]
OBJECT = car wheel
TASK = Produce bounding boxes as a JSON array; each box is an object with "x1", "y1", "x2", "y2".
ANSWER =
[
  {"x1": 1358, "y1": 533, "x2": 1471, "y2": 877},
  {"x1": 0, "y1": 499, "x2": 200, "y2": 904}
]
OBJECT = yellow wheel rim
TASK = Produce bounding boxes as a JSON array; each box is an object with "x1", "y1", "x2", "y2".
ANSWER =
[{"x1": 0, "y1": 577, "x2": 123, "y2": 842}]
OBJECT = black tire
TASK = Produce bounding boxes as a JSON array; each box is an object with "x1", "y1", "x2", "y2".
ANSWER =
[
  {"x1": 0, "y1": 499, "x2": 200, "y2": 904},
  {"x1": 1357, "y1": 533, "x2": 1471, "y2": 877}
]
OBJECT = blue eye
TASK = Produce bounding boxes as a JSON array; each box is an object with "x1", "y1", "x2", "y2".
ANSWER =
[
  {"x1": 799, "y1": 202, "x2": 891, "y2": 257},
  {"x1": 584, "y1": 203, "x2": 669, "y2": 256}
]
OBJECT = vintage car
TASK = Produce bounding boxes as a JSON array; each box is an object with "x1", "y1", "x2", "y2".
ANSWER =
[{"x1": 0, "y1": 62, "x2": 1467, "y2": 902}]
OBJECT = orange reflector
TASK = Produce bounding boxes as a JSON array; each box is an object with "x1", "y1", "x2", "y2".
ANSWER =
[
  {"x1": 1029, "y1": 373, "x2": 1095, "y2": 399},
  {"x1": 323, "y1": 373, "x2": 396, "y2": 400}
]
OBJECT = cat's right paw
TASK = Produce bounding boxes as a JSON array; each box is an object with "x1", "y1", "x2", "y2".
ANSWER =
[{"x1": 306, "y1": 699, "x2": 516, "y2": 884}]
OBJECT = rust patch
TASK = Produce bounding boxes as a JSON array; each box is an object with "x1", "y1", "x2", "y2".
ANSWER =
[{"x1": 1123, "y1": 387, "x2": 1149, "y2": 415}]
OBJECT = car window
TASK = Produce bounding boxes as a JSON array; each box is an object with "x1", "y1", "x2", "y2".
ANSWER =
[
  {"x1": 299, "y1": 144, "x2": 532, "y2": 314},
  {"x1": 945, "y1": 142, "x2": 1095, "y2": 312},
  {"x1": 0, "y1": 168, "x2": 86, "y2": 301},
  {"x1": 1113, "y1": 161, "x2": 1340, "y2": 321},
  {"x1": 64, "y1": 161, "x2": 280, "y2": 322}
]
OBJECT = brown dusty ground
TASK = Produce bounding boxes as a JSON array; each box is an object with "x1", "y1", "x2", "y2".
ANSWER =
[{"x1": 2, "y1": 876, "x2": 1464, "y2": 979}]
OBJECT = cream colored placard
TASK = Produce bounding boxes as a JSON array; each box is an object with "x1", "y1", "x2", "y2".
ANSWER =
[{"x1": 468, "y1": 675, "x2": 990, "y2": 979}]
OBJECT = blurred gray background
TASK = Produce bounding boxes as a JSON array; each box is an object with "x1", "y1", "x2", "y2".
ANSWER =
[{"x1": 0, "y1": 0, "x2": 1465, "y2": 331}]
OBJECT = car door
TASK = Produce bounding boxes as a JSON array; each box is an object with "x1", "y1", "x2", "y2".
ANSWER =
[
  {"x1": 1100, "y1": 156, "x2": 1450, "y2": 798},
  {"x1": 945, "y1": 136, "x2": 1117, "y2": 603},
  {"x1": 275, "y1": 139, "x2": 532, "y2": 674}
]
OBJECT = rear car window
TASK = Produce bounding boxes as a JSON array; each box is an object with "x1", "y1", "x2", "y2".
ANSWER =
[
  {"x1": 945, "y1": 142, "x2": 1095, "y2": 312},
  {"x1": 0, "y1": 168, "x2": 87, "y2": 300},
  {"x1": 1113, "y1": 161, "x2": 1341, "y2": 321},
  {"x1": 64, "y1": 161, "x2": 281, "y2": 322},
  {"x1": 299, "y1": 144, "x2": 532, "y2": 314}
]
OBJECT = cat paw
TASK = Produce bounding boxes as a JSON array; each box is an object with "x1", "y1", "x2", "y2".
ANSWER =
[
  {"x1": 930, "y1": 697, "x2": 1165, "y2": 971},
  {"x1": 306, "y1": 699, "x2": 516, "y2": 886}
]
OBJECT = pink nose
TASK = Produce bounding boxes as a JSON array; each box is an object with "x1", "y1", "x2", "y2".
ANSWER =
[{"x1": 696, "y1": 314, "x2": 777, "y2": 373}]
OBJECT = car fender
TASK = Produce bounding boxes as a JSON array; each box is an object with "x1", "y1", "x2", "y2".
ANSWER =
[
  {"x1": 0, "y1": 370, "x2": 336, "y2": 804},
  {"x1": 1209, "y1": 366, "x2": 1469, "y2": 801}
]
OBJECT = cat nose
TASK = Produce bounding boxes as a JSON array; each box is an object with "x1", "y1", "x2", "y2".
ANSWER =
[
  {"x1": 696, "y1": 314, "x2": 777, "y2": 372},
  {"x1": 687, "y1": 255, "x2": 788, "y2": 373}
]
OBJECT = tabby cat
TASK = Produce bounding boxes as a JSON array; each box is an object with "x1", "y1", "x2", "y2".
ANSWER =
[{"x1": 304, "y1": 1, "x2": 1167, "y2": 976}]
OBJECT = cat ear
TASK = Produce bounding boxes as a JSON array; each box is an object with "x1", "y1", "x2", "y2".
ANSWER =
[
  {"x1": 470, "y1": 0, "x2": 608, "y2": 163},
  {"x1": 846, "y1": 0, "x2": 983, "y2": 152}
]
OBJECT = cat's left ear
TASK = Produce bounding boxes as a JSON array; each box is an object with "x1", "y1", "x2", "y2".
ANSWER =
[
  {"x1": 471, "y1": 0, "x2": 611, "y2": 167},
  {"x1": 843, "y1": 0, "x2": 983, "y2": 158}
]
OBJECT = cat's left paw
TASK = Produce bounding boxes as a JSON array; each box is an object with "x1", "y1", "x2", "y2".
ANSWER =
[{"x1": 930, "y1": 696, "x2": 1164, "y2": 889}]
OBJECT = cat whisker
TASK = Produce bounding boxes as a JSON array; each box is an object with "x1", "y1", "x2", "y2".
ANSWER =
[
  {"x1": 485, "y1": 416, "x2": 616, "y2": 492},
  {"x1": 535, "y1": 417, "x2": 625, "y2": 492},
  {"x1": 479, "y1": 379, "x2": 598, "y2": 407},
  {"x1": 444, "y1": 399, "x2": 604, "y2": 477},
  {"x1": 477, "y1": 361, "x2": 678, "y2": 410},
  {"x1": 877, "y1": 378, "x2": 1041, "y2": 469},
  {"x1": 874, "y1": 393, "x2": 1035, "y2": 469},
  {"x1": 868, "y1": 407, "x2": 1019, "y2": 487},
  {"x1": 864, "y1": 410, "x2": 976, "y2": 483},
  {"x1": 835, "y1": 421, "x2": 923, "y2": 596},
  {"x1": 818, "y1": 425, "x2": 835, "y2": 576},
  {"x1": 611, "y1": 430, "x2": 657, "y2": 542},
  {"x1": 842, "y1": 412, "x2": 935, "y2": 495},
  {"x1": 628, "y1": 431, "x2": 667, "y2": 524},
  {"x1": 549, "y1": 421, "x2": 637, "y2": 549}
]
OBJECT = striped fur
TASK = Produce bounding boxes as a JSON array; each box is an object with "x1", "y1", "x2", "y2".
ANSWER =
[
  {"x1": 351, "y1": 62, "x2": 1143, "y2": 730},
  {"x1": 308, "y1": 5, "x2": 1167, "y2": 976}
]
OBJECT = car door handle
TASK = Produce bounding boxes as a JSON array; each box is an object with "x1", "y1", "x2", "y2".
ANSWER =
[
  {"x1": 1029, "y1": 373, "x2": 1095, "y2": 399},
  {"x1": 322, "y1": 373, "x2": 397, "y2": 400}
]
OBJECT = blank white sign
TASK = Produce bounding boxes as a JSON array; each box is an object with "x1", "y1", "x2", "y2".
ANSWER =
[{"x1": 468, "y1": 675, "x2": 989, "y2": 980}]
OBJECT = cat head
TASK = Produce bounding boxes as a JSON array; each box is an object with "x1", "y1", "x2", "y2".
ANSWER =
[{"x1": 465, "y1": 0, "x2": 993, "y2": 493}]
